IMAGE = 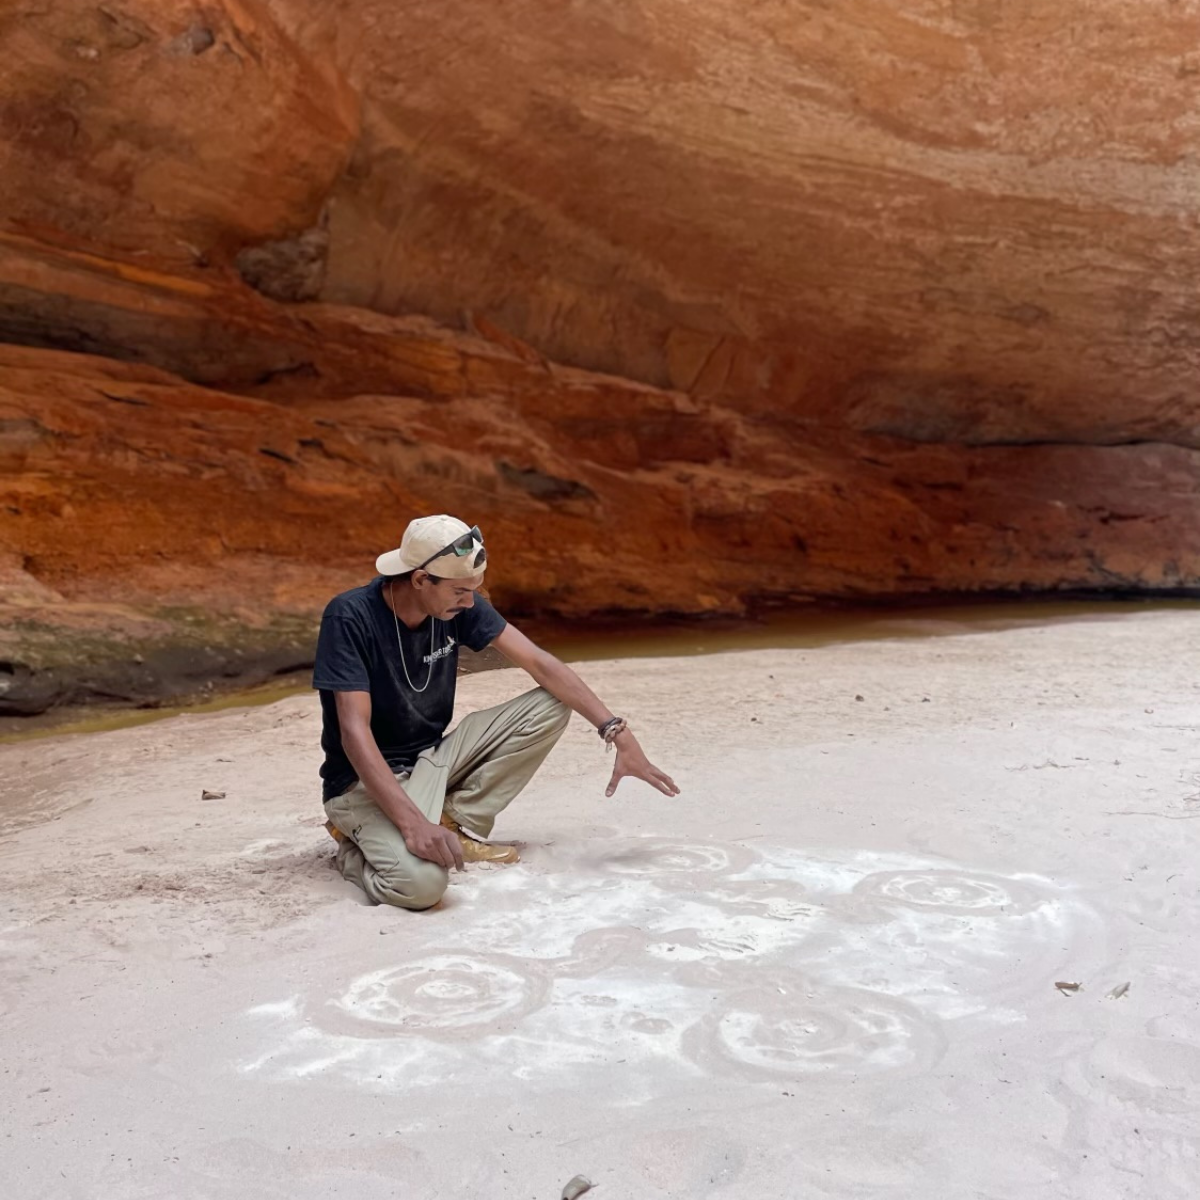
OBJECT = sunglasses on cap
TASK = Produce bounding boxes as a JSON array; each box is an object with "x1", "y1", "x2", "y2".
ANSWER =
[{"x1": 415, "y1": 525, "x2": 487, "y2": 572}]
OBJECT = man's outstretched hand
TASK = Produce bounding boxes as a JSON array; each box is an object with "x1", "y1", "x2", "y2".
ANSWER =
[
  {"x1": 606, "y1": 735, "x2": 680, "y2": 798},
  {"x1": 403, "y1": 817, "x2": 466, "y2": 871}
]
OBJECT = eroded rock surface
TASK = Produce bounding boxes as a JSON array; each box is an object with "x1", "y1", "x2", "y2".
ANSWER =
[
  {"x1": 312, "y1": 0, "x2": 1200, "y2": 446},
  {"x1": 2, "y1": 2, "x2": 1200, "y2": 708}
]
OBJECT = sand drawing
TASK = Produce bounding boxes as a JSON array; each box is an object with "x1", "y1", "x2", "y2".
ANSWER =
[
  {"x1": 699, "y1": 980, "x2": 944, "y2": 1078},
  {"x1": 330, "y1": 955, "x2": 549, "y2": 1040},
  {"x1": 859, "y1": 868, "x2": 1027, "y2": 912},
  {"x1": 242, "y1": 835, "x2": 1087, "y2": 1092},
  {"x1": 854, "y1": 868, "x2": 1038, "y2": 913},
  {"x1": 602, "y1": 841, "x2": 752, "y2": 878}
]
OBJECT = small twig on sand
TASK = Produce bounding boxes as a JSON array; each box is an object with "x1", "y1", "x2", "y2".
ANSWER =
[{"x1": 1103, "y1": 811, "x2": 1200, "y2": 820}]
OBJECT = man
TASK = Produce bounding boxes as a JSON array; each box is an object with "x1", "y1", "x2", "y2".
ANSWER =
[{"x1": 314, "y1": 514, "x2": 679, "y2": 910}]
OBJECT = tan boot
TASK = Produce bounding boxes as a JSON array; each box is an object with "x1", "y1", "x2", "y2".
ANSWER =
[
  {"x1": 440, "y1": 812, "x2": 520, "y2": 864},
  {"x1": 324, "y1": 820, "x2": 346, "y2": 844}
]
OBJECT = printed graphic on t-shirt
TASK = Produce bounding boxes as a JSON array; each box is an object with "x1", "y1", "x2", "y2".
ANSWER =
[{"x1": 423, "y1": 635, "x2": 457, "y2": 665}]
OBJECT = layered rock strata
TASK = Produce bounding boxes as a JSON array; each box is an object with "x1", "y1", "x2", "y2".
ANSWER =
[
  {"x1": 3, "y1": 1, "x2": 1199, "y2": 712},
  {"x1": 3, "y1": 241, "x2": 1197, "y2": 713}
]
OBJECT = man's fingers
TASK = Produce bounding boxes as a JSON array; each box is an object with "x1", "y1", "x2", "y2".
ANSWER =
[
  {"x1": 444, "y1": 828, "x2": 465, "y2": 872},
  {"x1": 640, "y1": 765, "x2": 679, "y2": 796},
  {"x1": 607, "y1": 758, "x2": 679, "y2": 798},
  {"x1": 412, "y1": 830, "x2": 464, "y2": 871}
]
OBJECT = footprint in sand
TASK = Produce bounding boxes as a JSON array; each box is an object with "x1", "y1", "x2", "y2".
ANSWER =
[
  {"x1": 1056, "y1": 1031, "x2": 1200, "y2": 1190},
  {"x1": 325, "y1": 954, "x2": 549, "y2": 1041},
  {"x1": 1069, "y1": 1033, "x2": 1200, "y2": 1116}
]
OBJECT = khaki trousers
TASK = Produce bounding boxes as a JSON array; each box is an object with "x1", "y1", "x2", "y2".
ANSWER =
[{"x1": 323, "y1": 687, "x2": 569, "y2": 910}]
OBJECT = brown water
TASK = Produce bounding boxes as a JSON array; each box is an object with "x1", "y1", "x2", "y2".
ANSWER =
[
  {"x1": 526, "y1": 597, "x2": 1198, "y2": 661},
  {"x1": 0, "y1": 678, "x2": 316, "y2": 744},
  {"x1": 4, "y1": 598, "x2": 1196, "y2": 743}
]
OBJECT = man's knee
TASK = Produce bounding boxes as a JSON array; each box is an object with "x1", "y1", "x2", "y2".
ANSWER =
[
  {"x1": 531, "y1": 688, "x2": 570, "y2": 735},
  {"x1": 377, "y1": 861, "x2": 448, "y2": 911}
]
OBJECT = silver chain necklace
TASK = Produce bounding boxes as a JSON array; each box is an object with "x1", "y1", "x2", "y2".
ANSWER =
[{"x1": 389, "y1": 581, "x2": 438, "y2": 693}]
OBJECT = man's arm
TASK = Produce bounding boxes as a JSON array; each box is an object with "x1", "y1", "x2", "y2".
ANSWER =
[
  {"x1": 334, "y1": 691, "x2": 464, "y2": 871},
  {"x1": 491, "y1": 624, "x2": 680, "y2": 798}
]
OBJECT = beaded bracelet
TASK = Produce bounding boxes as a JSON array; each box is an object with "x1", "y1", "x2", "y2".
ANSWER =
[{"x1": 597, "y1": 716, "x2": 628, "y2": 749}]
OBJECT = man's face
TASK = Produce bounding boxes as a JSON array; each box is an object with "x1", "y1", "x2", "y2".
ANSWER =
[{"x1": 414, "y1": 572, "x2": 484, "y2": 621}]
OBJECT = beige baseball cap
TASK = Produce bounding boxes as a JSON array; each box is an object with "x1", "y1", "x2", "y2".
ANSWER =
[{"x1": 376, "y1": 515, "x2": 487, "y2": 580}]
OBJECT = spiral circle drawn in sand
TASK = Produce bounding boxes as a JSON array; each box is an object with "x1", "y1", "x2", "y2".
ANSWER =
[
  {"x1": 256, "y1": 848, "x2": 1066, "y2": 1084},
  {"x1": 704, "y1": 984, "x2": 942, "y2": 1079},
  {"x1": 336, "y1": 955, "x2": 543, "y2": 1035},
  {"x1": 852, "y1": 869, "x2": 1047, "y2": 916},
  {"x1": 605, "y1": 841, "x2": 736, "y2": 877}
]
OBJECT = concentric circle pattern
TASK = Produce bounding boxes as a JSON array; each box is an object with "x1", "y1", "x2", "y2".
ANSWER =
[
  {"x1": 703, "y1": 983, "x2": 943, "y2": 1079},
  {"x1": 604, "y1": 840, "x2": 741, "y2": 877},
  {"x1": 248, "y1": 847, "x2": 1079, "y2": 1088},
  {"x1": 851, "y1": 869, "x2": 1047, "y2": 916},
  {"x1": 333, "y1": 955, "x2": 545, "y2": 1038}
]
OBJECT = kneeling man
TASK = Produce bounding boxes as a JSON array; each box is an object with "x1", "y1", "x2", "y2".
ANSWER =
[{"x1": 315, "y1": 515, "x2": 678, "y2": 910}]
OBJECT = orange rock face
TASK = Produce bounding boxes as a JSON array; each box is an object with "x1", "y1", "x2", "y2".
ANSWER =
[
  {"x1": 312, "y1": 0, "x2": 1200, "y2": 445},
  {"x1": 1, "y1": 1, "x2": 357, "y2": 262},
  {"x1": 2, "y1": 247, "x2": 1196, "y2": 617},
  {"x1": 1, "y1": 1, "x2": 1199, "y2": 706}
]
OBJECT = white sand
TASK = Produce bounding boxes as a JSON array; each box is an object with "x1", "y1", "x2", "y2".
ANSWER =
[{"x1": 2, "y1": 611, "x2": 1199, "y2": 1198}]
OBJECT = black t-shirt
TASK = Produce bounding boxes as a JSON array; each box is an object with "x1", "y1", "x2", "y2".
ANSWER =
[{"x1": 312, "y1": 577, "x2": 507, "y2": 801}]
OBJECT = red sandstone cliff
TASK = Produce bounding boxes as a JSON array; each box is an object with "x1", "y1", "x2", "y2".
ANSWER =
[{"x1": 2, "y1": 1, "x2": 1199, "y2": 709}]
